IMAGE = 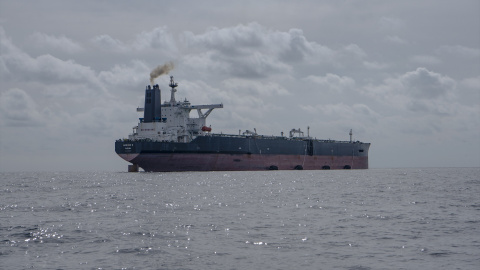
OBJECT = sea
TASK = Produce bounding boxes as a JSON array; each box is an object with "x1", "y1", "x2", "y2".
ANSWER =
[{"x1": 1, "y1": 168, "x2": 479, "y2": 270}]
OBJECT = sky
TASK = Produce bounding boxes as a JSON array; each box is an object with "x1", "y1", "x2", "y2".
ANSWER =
[{"x1": 0, "y1": 0, "x2": 479, "y2": 171}]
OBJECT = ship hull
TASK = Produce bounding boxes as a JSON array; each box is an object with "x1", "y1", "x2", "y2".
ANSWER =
[
  {"x1": 120, "y1": 152, "x2": 368, "y2": 172},
  {"x1": 116, "y1": 135, "x2": 370, "y2": 172}
]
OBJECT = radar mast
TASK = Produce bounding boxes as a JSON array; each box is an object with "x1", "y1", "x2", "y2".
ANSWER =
[{"x1": 169, "y1": 76, "x2": 178, "y2": 105}]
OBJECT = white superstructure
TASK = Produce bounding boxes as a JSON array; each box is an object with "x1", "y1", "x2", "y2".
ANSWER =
[{"x1": 129, "y1": 76, "x2": 223, "y2": 142}]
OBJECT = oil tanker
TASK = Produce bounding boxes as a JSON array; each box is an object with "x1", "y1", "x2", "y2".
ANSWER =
[{"x1": 115, "y1": 76, "x2": 370, "y2": 172}]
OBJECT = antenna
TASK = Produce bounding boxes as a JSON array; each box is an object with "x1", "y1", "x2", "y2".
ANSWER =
[{"x1": 349, "y1": 129, "x2": 353, "y2": 143}]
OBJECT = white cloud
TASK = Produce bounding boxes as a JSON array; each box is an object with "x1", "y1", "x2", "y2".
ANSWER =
[{"x1": 30, "y1": 32, "x2": 83, "y2": 53}]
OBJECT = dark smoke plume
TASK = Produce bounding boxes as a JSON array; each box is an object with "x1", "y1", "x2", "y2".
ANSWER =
[{"x1": 150, "y1": 62, "x2": 175, "y2": 85}]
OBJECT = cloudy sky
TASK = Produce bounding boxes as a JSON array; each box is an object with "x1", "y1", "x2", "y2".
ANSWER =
[{"x1": 1, "y1": 0, "x2": 479, "y2": 171}]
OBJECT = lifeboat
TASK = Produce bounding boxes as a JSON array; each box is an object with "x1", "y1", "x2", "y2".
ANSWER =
[{"x1": 201, "y1": 126, "x2": 212, "y2": 132}]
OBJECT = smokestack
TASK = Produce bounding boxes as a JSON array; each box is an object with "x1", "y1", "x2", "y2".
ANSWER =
[
  {"x1": 150, "y1": 62, "x2": 174, "y2": 85},
  {"x1": 144, "y1": 84, "x2": 161, "y2": 123}
]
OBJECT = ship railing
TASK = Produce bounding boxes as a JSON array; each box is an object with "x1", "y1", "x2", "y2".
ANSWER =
[
  {"x1": 117, "y1": 135, "x2": 365, "y2": 144},
  {"x1": 116, "y1": 138, "x2": 156, "y2": 142},
  {"x1": 205, "y1": 133, "x2": 362, "y2": 143}
]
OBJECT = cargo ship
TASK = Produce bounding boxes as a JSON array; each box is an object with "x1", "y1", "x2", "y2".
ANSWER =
[{"x1": 115, "y1": 76, "x2": 370, "y2": 172}]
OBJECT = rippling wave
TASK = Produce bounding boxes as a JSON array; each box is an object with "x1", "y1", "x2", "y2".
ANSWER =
[{"x1": 1, "y1": 168, "x2": 479, "y2": 269}]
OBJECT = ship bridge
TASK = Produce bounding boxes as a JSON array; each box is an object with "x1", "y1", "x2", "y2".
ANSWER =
[{"x1": 129, "y1": 76, "x2": 223, "y2": 143}]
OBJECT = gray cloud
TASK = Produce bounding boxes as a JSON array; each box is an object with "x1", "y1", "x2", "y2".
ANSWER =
[
  {"x1": 221, "y1": 78, "x2": 290, "y2": 97},
  {"x1": 436, "y1": 45, "x2": 480, "y2": 57},
  {"x1": 181, "y1": 23, "x2": 338, "y2": 78},
  {"x1": 363, "y1": 61, "x2": 389, "y2": 70},
  {"x1": 378, "y1": 16, "x2": 406, "y2": 31},
  {"x1": 0, "y1": 1, "x2": 478, "y2": 171},
  {"x1": 385, "y1": 35, "x2": 408, "y2": 45},
  {"x1": 460, "y1": 76, "x2": 480, "y2": 89},
  {"x1": 182, "y1": 23, "x2": 266, "y2": 56},
  {"x1": 0, "y1": 88, "x2": 44, "y2": 127},
  {"x1": 1, "y1": 31, "x2": 89, "y2": 80},
  {"x1": 92, "y1": 27, "x2": 178, "y2": 55},
  {"x1": 98, "y1": 60, "x2": 150, "y2": 87},
  {"x1": 91, "y1": 34, "x2": 128, "y2": 52},
  {"x1": 400, "y1": 67, "x2": 456, "y2": 99},
  {"x1": 132, "y1": 27, "x2": 177, "y2": 53},
  {"x1": 30, "y1": 32, "x2": 83, "y2": 53},
  {"x1": 304, "y1": 74, "x2": 356, "y2": 93},
  {"x1": 364, "y1": 67, "x2": 456, "y2": 104},
  {"x1": 409, "y1": 55, "x2": 442, "y2": 65}
]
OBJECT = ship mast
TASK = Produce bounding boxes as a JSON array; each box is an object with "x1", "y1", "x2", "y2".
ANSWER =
[{"x1": 169, "y1": 75, "x2": 178, "y2": 105}]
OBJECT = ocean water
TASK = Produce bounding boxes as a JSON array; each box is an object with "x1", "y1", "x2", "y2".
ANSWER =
[{"x1": 1, "y1": 168, "x2": 479, "y2": 270}]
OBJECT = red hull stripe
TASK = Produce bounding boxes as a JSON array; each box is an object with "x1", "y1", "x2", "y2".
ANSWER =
[{"x1": 119, "y1": 153, "x2": 368, "y2": 171}]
